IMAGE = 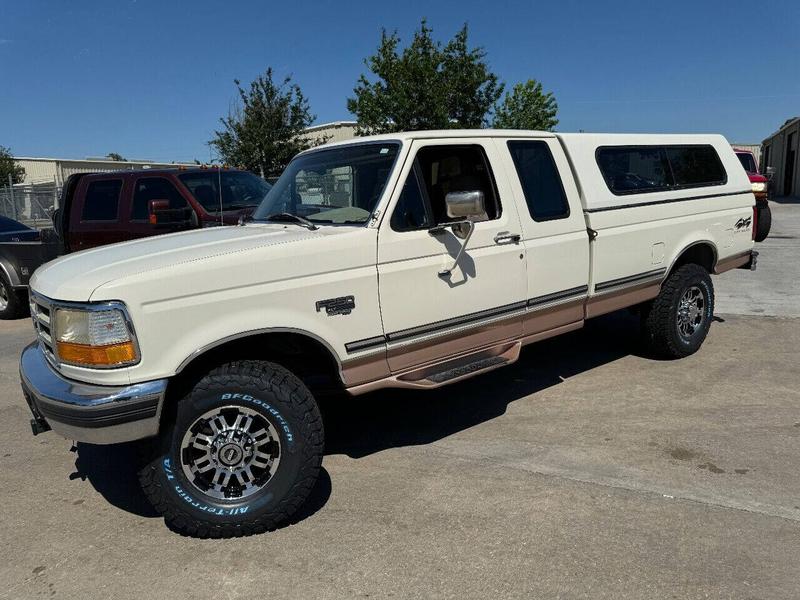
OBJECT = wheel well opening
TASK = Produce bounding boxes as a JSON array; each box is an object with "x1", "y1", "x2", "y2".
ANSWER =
[
  {"x1": 160, "y1": 332, "x2": 343, "y2": 430},
  {"x1": 671, "y1": 243, "x2": 716, "y2": 275}
]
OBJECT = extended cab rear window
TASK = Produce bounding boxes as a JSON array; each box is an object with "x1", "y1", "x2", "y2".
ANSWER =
[
  {"x1": 507, "y1": 141, "x2": 569, "y2": 221},
  {"x1": 81, "y1": 179, "x2": 122, "y2": 221},
  {"x1": 596, "y1": 145, "x2": 727, "y2": 195}
]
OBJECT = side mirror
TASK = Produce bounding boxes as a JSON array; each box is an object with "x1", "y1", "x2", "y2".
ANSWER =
[
  {"x1": 445, "y1": 190, "x2": 486, "y2": 219},
  {"x1": 148, "y1": 199, "x2": 194, "y2": 229},
  {"x1": 148, "y1": 199, "x2": 170, "y2": 225},
  {"x1": 428, "y1": 190, "x2": 487, "y2": 278}
]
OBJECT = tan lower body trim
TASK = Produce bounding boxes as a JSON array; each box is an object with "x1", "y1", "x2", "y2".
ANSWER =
[
  {"x1": 523, "y1": 298, "x2": 584, "y2": 337},
  {"x1": 386, "y1": 312, "x2": 523, "y2": 372},
  {"x1": 584, "y1": 281, "x2": 661, "y2": 319},
  {"x1": 714, "y1": 250, "x2": 752, "y2": 274},
  {"x1": 347, "y1": 340, "x2": 521, "y2": 396},
  {"x1": 343, "y1": 279, "x2": 666, "y2": 394},
  {"x1": 340, "y1": 351, "x2": 391, "y2": 387},
  {"x1": 342, "y1": 299, "x2": 586, "y2": 394}
]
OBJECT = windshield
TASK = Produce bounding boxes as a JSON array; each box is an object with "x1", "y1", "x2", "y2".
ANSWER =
[
  {"x1": 736, "y1": 152, "x2": 757, "y2": 173},
  {"x1": 178, "y1": 170, "x2": 272, "y2": 213},
  {"x1": 252, "y1": 142, "x2": 400, "y2": 225}
]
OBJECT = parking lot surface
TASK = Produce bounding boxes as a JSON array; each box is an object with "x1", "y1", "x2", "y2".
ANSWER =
[{"x1": 0, "y1": 199, "x2": 798, "y2": 599}]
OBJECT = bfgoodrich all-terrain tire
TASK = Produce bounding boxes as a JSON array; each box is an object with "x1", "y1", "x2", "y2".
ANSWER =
[
  {"x1": 139, "y1": 361, "x2": 324, "y2": 538},
  {"x1": 641, "y1": 263, "x2": 715, "y2": 359}
]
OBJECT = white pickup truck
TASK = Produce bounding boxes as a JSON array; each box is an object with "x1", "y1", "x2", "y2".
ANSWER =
[{"x1": 20, "y1": 130, "x2": 758, "y2": 537}]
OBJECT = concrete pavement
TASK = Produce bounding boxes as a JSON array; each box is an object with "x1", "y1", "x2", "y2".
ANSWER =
[{"x1": 0, "y1": 200, "x2": 798, "y2": 599}]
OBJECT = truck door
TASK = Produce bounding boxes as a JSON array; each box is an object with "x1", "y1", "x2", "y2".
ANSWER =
[
  {"x1": 67, "y1": 176, "x2": 129, "y2": 251},
  {"x1": 127, "y1": 175, "x2": 196, "y2": 240},
  {"x1": 377, "y1": 139, "x2": 527, "y2": 373},
  {"x1": 498, "y1": 137, "x2": 590, "y2": 337}
]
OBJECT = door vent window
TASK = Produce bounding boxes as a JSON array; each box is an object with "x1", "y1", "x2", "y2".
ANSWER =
[{"x1": 391, "y1": 167, "x2": 430, "y2": 232}]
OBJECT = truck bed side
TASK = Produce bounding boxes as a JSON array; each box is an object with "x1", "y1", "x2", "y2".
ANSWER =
[{"x1": 556, "y1": 134, "x2": 754, "y2": 316}]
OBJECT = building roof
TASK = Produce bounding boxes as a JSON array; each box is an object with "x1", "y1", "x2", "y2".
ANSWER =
[
  {"x1": 13, "y1": 156, "x2": 194, "y2": 166},
  {"x1": 763, "y1": 117, "x2": 800, "y2": 143},
  {"x1": 304, "y1": 121, "x2": 357, "y2": 133}
]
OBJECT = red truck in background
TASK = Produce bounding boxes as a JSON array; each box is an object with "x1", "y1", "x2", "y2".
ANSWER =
[
  {"x1": 0, "y1": 167, "x2": 271, "y2": 319},
  {"x1": 734, "y1": 149, "x2": 771, "y2": 242},
  {"x1": 53, "y1": 166, "x2": 271, "y2": 252}
]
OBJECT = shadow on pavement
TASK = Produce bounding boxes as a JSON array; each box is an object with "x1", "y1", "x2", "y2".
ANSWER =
[
  {"x1": 322, "y1": 310, "x2": 655, "y2": 459},
  {"x1": 67, "y1": 309, "x2": 697, "y2": 525},
  {"x1": 71, "y1": 441, "x2": 333, "y2": 526},
  {"x1": 71, "y1": 441, "x2": 158, "y2": 517}
]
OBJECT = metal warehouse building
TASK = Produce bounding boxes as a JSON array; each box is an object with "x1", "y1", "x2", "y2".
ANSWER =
[
  {"x1": 12, "y1": 156, "x2": 196, "y2": 187},
  {"x1": 761, "y1": 117, "x2": 799, "y2": 197}
]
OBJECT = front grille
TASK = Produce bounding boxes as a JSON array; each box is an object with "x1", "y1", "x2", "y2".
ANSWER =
[{"x1": 30, "y1": 295, "x2": 58, "y2": 367}]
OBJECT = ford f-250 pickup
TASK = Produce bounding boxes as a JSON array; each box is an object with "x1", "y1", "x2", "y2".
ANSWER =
[{"x1": 19, "y1": 130, "x2": 758, "y2": 537}]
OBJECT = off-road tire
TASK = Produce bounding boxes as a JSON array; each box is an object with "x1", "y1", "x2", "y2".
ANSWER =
[
  {"x1": 641, "y1": 264, "x2": 714, "y2": 359},
  {"x1": 0, "y1": 274, "x2": 25, "y2": 320},
  {"x1": 139, "y1": 360, "x2": 324, "y2": 538},
  {"x1": 755, "y1": 202, "x2": 771, "y2": 242}
]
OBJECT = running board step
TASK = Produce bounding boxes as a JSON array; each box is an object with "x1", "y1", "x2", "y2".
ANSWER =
[
  {"x1": 393, "y1": 341, "x2": 521, "y2": 389},
  {"x1": 426, "y1": 356, "x2": 507, "y2": 383}
]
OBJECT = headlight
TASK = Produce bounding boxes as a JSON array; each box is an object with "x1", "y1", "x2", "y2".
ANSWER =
[
  {"x1": 53, "y1": 306, "x2": 139, "y2": 367},
  {"x1": 751, "y1": 181, "x2": 767, "y2": 193}
]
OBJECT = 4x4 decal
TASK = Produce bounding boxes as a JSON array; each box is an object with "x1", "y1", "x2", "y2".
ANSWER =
[{"x1": 735, "y1": 216, "x2": 752, "y2": 230}]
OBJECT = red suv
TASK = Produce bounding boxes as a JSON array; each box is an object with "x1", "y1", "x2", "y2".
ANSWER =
[{"x1": 734, "y1": 149, "x2": 770, "y2": 242}]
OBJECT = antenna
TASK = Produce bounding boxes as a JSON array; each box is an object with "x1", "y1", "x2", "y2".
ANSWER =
[{"x1": 217, "y1": 165, "x2": 223, "y2": 225}]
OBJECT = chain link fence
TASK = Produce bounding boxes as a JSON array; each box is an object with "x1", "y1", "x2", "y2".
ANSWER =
[{"x1": 0, "y1": 179, "x2": 59, "y2": 230}]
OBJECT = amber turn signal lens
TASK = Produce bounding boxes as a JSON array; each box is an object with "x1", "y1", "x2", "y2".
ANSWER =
[{"x1": 56, "y1": 341, "x2": 137, "y2": 366}]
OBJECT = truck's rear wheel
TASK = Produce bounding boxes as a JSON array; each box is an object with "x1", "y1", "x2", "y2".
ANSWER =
[
  {"x1": 0, "y1": 274, "x2": 25, "y2": 320},
  {"x1": 139, "y1": 360, "x2": 324, "y2": 538},
  {"x1": 641, "y1": 263, "x2": 714, "y2": 359}
]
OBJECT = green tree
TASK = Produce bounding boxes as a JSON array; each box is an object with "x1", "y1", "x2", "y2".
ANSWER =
[
  {"x1": 105, "y1": 152, "x2": 127, "y2": 161},
  {"x1": 492, "y1": 79, "x2": 559, "y2": 131},
  {"x1": 347, "y1": 21, "x2": 503, "y2": 135},
  {"x1": 209, "y1": 69, "x2": 323, "y2": 178},
  {"x1": 0, "y1": 145, "x2": 25, "y2": 184}
]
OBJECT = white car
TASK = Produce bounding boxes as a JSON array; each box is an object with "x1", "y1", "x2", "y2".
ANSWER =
[{"x1": 20, "y1": 130, "x2": 758, "y2": 537}]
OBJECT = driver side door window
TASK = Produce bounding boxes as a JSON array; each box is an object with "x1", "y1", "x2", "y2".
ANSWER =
[{"x1": 390, "y1": 145, "x2": 501, "y2": 232}]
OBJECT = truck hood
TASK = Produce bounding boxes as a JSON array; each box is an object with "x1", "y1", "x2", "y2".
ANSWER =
[{"x1": 30, "y1": 224, "x2": 351, "y2": 301}]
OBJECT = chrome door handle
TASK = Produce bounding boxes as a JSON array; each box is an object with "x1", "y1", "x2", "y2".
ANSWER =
[{"x1": 493, "y1": 231, "x2": 521, "y2": 244}]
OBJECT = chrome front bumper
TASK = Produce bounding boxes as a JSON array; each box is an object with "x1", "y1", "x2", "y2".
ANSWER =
[{"x1": 19, "y1": 342, "x2": 168, "y2": 445}]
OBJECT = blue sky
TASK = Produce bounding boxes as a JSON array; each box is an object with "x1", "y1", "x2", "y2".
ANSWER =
[{"x1": 1, "y1": 0, "x2": 798, "y2": 162}]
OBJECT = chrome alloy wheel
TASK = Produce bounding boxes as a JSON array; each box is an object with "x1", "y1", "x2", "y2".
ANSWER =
[
  {"x1": 180, "y1": 405, "x2": 281, "y2": 500},
  {"x1": 677, "y1": 285, "x2": 705, "y2": 339},
  {"x1": 0, "y1": 280, "x2": 8, "y2": 311}
]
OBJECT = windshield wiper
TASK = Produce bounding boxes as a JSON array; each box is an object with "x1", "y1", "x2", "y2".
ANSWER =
[{"x1": 262, "y1": 212, "x2": 319, "y2": 230}]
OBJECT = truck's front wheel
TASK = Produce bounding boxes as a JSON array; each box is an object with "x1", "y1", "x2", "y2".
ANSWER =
[
  {"x1": 640, "y1": 263, "x2": 715, "y2": 359},
  {"x1": 139, "y1": 361, "x2": 324, "y2": 538}
]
